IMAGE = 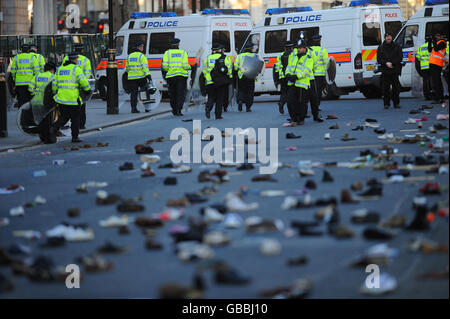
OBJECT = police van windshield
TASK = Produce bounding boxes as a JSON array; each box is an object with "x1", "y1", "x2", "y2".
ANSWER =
[
  {"x1": 384, "y1": 21, "x2": 402, "y2": 38},
  {"x1": 265, "y1": 30, "x2": 287, "y2": 53},
  {"x1": 234, "y1": 31, "x2": 251, "y2": 53},
  {"x1": 394, "y1": 24, "x2": 418, "y2": 49},
  {"x1": 116, "y1": 36, "x2": 124, "y2": 56},
  {"x1": 363, "y1": 22, "x2": 381, "y2": 46}
]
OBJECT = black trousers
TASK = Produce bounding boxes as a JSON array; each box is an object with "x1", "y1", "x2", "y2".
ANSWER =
[
  {"x1": 314, "y1": 76, "x2": 325, "y2": 105},
  {"x1": 278, "y1": 79, "x2": 289, "y2": 108},
  {"x1": 308, "y1": 79, "x2": 320, "y2": 118},
  {"x1": 167, "y1": 76, "x2": 187, "y2": 114},
  {"x1": 430, "y1": 64, "x2": 443, "y2": 101},
  {"x1": 80, "y1": 103, "x2": 86, "y2": 128},
  {"x1": 287, "y1": 86, "x2": 308, "y2": 123},
  {"x1": 129, "y1": 78, "x2": 148, "y2": 111},
  {"x1": 222, "y1": 84, "x2": 230, "y2": 111},
  {"x1": 52, "y1": 104, "x2": 81, "y2": 139},
  {"x1": 381, "y1": 73, "x2": 400, "y2": 106},
  {"x1": 206, "y1": 85, "x2": 227, "y2": 118},
  {"x1": 15, "y1": 85, "x2": 32, "y2": 108},
  {"x1": 422, "y1": 69, "x2": 432, "y2": 100},
  {"x1": 237, "y1": 77, "x2": 255, "y2": 108}
]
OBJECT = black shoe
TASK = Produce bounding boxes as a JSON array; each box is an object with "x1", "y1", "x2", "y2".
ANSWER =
[
  {"x1": 286, "y1": 132, "x2": 301, "y2": 139},
  {"x1": 71, "y1": 137, "x2": 82, "y2": 143},
  {"x1": 384, "y1": 105, "x2": 389, "y2": 109},
  {"x1": 363, "y1": 227, "x2": 394, "y2": 240},
  {"x1": 314, "y1": 117, "x2": 324, "y2": 123},
  {"x1": 145, "y1": 110, "x2": 150, "y2": 113},
  {"x1": 246, "y1": 107, "x2": 251, "y2": 112},
  {"x1": 358, "y1": 185, "x2": 382, "y2": 197},
  {"x1": 214, "y1": 266, "x2": 251, "y2": 285},
  {"x1": 172, "y1": 110, "x2": 177, "y2": 116},
  {"x1": 322, "y1": 170, "x2": 334, "y2": 182},
  {"x1": 131, "y1": 109, "x2": 140, "y2": 113},
  {"x1": 406, "y1": 205, "x2": 430, "y2": 231},
  {"x1": 394, "y1": 104, "x2": 401, "y2": 109},
  {"x1": 224, "y1": 107, "x2": 228, "y2": 113},
  {"x1": 278, "y1": 104, "x2": 284, "y2": 114},
  {"x1": 205, "y1": 109, "x2": 211, "y2": 119},
  {"x1": 80, "y1": 126, "x2": 86, "y2": 130},
  {"x1": 215, "y1": 116, "x2": 223, "y2": 120},
  {"x1": 238, "y1": 104, "x2": 243, "y2": 112}
]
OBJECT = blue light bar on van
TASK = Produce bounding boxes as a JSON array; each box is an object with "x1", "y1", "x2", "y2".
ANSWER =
[
  {"x1": 265, "y1": 7, "x2": 313, "y2": 15},
  {"x1": 349, "y1": 0, "x2": 398, "y2": 6},
  {"x1": 425, "y1": 0, "x2": 448, "y2": 5},
  {"x1": 201, "y1": 9, "x2": 250, "y2": 15},
  {"x1": 130, "y1": 12, "x2": 177, "y2": 19}
]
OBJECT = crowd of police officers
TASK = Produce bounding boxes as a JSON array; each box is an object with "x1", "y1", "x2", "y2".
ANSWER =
[{"x1": 8, "y1": 29, "x2": 448, "y2": 144}]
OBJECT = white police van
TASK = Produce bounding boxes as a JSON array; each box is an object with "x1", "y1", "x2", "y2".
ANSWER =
[
  {"x1": 242, "y1": 1, "x2": 404, "y2": 99},
  {"x1": 95, "y1": 9, "x2": 253, "y2": 97},
  {"x1": 394, "y1": 0, "x2": 448, "y2": 96}
]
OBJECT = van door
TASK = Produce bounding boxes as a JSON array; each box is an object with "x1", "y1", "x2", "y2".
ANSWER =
[{"x1": 394, "y1": 24, "x2": 419, "y2": 88}]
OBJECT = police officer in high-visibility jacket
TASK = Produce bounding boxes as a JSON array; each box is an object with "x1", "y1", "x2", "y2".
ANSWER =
[
  {"x1": 10, "y1": 44, "x2": 38, "y2": 108},
  {"x1": 126, "y1": 40, "x2": 152, "y2": 113},
  {"x1": 50, "y1": 52, "x2": 91, "y2": 143},
  {"x1": 415, "y1": 39, "x2": 432, "y2": 100},
  {"x1": 285, "y1": 39, "x2": 313, "y2": 126},
  {"x1": 62, "y1": 43, "x2": 93, "y2": 126},
  {"x1": 310, "y1": 34, "x2": 328, "y2": 110},
  {"x1": 219, "y1": 45, "x2": 233, "y2": 113},
  {"x1": 203, "y1": 43, "x2": 231, "y2": 120},
  {"x1": 162, "y1": 38, "x2": 191, "y2": 116},
  {"x1": 274, "y1": 41, "x2": 294, "y2": 114},
  {"x1": 234, "y1": 41, "x2": 258, "y2": 112},
  {"x1": 428, "y1": 32, "x2": 447, "y2": 103},
  {"x1": 28, "y1": 62, "x2": 56, "y2": 96},
  {"x1": 30, "y1": 45, "x2": 46, "y2": 73}
]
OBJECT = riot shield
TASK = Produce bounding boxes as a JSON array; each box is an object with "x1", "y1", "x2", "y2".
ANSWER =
[
  {"x1": 326, "y1": 56, "x2": 336, "y2": 85},
  {"x1": 138, "y1": 80, "x2": 162, "y2": 112},
  {"x1": 241, "y1": 55, "x2": 264, "y2": 80}
]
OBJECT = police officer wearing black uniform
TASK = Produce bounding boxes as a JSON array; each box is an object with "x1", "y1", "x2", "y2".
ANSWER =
[{"x1": 275, "y1": 41, "x2": 294, "y2": 114}]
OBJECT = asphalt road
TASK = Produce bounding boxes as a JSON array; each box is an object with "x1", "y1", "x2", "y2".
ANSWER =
[{"x1": 0, "y1": 93, "x2": 448, "y2": 299}]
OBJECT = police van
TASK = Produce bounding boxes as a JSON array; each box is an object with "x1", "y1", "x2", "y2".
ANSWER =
[
  {"x1": 242, "y1": 1, "x2": 404, "y2": 99},
  {"x1": 394, "y1": 0, "x2": 448, "y2": 96},
  {"x1": 95, "y1": 9, "x2": 253, "y2": 97}
]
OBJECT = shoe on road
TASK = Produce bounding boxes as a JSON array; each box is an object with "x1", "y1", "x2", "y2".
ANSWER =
[{"x1": 71, "y1": 138, "x2": 82, "y2": 143}]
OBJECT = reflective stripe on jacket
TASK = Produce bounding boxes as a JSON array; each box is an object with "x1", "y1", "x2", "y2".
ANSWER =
[
  {"x1": 28, "y1": 71, "x2": 54, "y2": 96},
  {"x1": 63, "y1": 54, "x2": 93, "y2": 78},
  {"x1": 416, "y1": 43, "x2": 430, "y2": 70},
  {"x1": 162, "y1": 49, "x2": 190, "y2": 78},
  {"x1": 126, "y1": 51, "x2": 151, "y2": 80}
]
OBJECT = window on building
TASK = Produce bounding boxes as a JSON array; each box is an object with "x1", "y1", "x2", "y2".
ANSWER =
[
  {"x1": 212, "y1": 31, "x2": 231, "y2": 52},
  {"x1": 362, "y1": 22, "x2": 381, "y2": 46},
  {"x1": 149, "y1": 32, "x2": 174, "y2": 54},
  {"x1": 265, "y1": 30, "x2": 287, "y2": 53},
  {"x1": 127, "y1": 33, "x2": 147, "y2": 54}
]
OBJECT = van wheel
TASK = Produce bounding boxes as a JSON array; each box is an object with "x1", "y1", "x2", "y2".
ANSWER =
[
  {"x1": 361, "y1": 86, "x2": 382, "y2": 99},
  {"x1": 97, "y1": 77, "x2": 107, "y2": 101},
  {"x1": 322, "y1": 83, "x2": 340, "y2": 100}
]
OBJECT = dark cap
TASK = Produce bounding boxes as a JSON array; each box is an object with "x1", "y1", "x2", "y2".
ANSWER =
[
  {"x1": 170, "y1": 38, "x2": 181, "y2": 45},
  {"x1": 44, "y1": 62, "x2": 57, "y2": 71},
  {"x1": 244, "y1": 42, "x2": 254, "y2": 49},
  {"x1": 68, "y1": 52, "x2": 79, "y2": 60},
  {"x1": 21, "y1": 44, "x2": 30, "y2": 51},
  {"x1": 384, "y1": 32, "x2": 393, "y2": 37},
  {"x1": 136, "y1": 40, "x2": 145, "y2": 47},
  {"x1": 312, "y1": 34, "x2": 322, "y2": 40},
  {"x1": 285, "y1": 41, "x2": 294, "y2": 47},
  {"x1": 212, "y1": 42, "x2": 221, "y2": 50}
]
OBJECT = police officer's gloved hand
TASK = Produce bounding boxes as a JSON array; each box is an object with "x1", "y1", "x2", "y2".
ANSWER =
[{"x1": 286, "y1": 74, "x2": 297, "y2": 82}]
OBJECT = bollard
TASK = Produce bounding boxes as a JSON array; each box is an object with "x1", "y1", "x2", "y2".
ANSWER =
[{"x1": 0, "y1": 72, "x2": 7, "y2": 138}]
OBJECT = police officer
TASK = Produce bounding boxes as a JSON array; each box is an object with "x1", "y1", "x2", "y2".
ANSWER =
[
  {"x1": 203, "y1": 43, "x2": 231, "y2": 120},
  {"x1": 50, "y1": 52, "x2": 91, "y2": 143},
  {"x1": 306, "y1": 37, "x2": 324, "y2": 122},
  {"x1": 162, "y1": 38, "x2": 191, "y2": 116},
  {"x1": 234, "y1": 42, "x2": 258, "y2": 112},
  {"x1": 377, "y1": 32, "x2": 403, "y2": 109},
  {"x1": 219, "y1": 45, "x2": 233, "y2": 113},
  {"x1": 310, "y1": 34, "x2": 328, "y2": 109},
  {"x1": 28, "y1": 62, "x2": 56, "y2": 97},
  {"x1": 11, "y1": 44, "x2": 38, "y2": 108},
  {"x1": 416, "y1": 37, "x2": 432, "y2": 100},
  {"x1": 428, "y1": 32, "x2": 447, "y2": 104},
  {"x1": 126, "y1": 40, "x2": 152, "y2": 113},
  {"x1": 30, "y1": 45, "x2": 46, "y2": 74},
  {"x1": 285, "y1": 39, "x2": 314, "y2": 125},
  {"x1": 63, "y1": 43, "x2": 94, "y2": 126},
  {"x1": 274, "y1": 41, "x2": 294, "y2": 114}
]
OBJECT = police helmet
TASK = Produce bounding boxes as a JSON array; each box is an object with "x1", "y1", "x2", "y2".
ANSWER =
[
  {"x1": 311, "y1": 34, "x2": 322, "y2": 42},
  {"x1": 285, "y1": 41, "x2": 294, "y2": 48},
  {"x1": 212, "y1": 42, "x2": 221, "y2": 50},
  {"x1": 21, "y1": 44, "x2": 30, "y2": 52},
  {"x1": 68, "y1": 52, "x2": 79, "y2": 61},
  {"x1": 297, "y1": 39, "x2": 307, "y2": 48},
  {"x1": 170, "y1": 38, "x2": 181, "y2": 46}
]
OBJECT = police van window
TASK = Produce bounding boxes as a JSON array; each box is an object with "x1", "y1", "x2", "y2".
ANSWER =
[
  {"x1": 426, "y1": 21, "x2": 449, "y2": 40},
  {"x1": 290, "y1": 27, "x2": 319, "y2": 44},
  {"x1": 234, "y1": 31, "x2": 251, "y2": 53},
  {"x1": 212, "y1": 31, "x2": 231, "y2": 52},
  {"x1": 149, "y1": 32, "x2": 175, "y2": 54},
  {"x1": 241, "y1": 33, "x2": 260, "y2": 53},
  {"x1": 265, "y1": 30, "x2": 287, "y2": 54},
  {"x1": 127, "y1": 33, "x2": 147, "y2": 54},
  {"x1": 362, "y1": 22, "x2": 381, "y2": 46},
  {"x1": 395, "y1": 25, "x2": 418, "y2": 48},
  {"x1": 115, "y1": 36, "x2": 124, "y2": 56},
  {"x1": 384, "y1": 21, "x2": 402, "y2": 38}
]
